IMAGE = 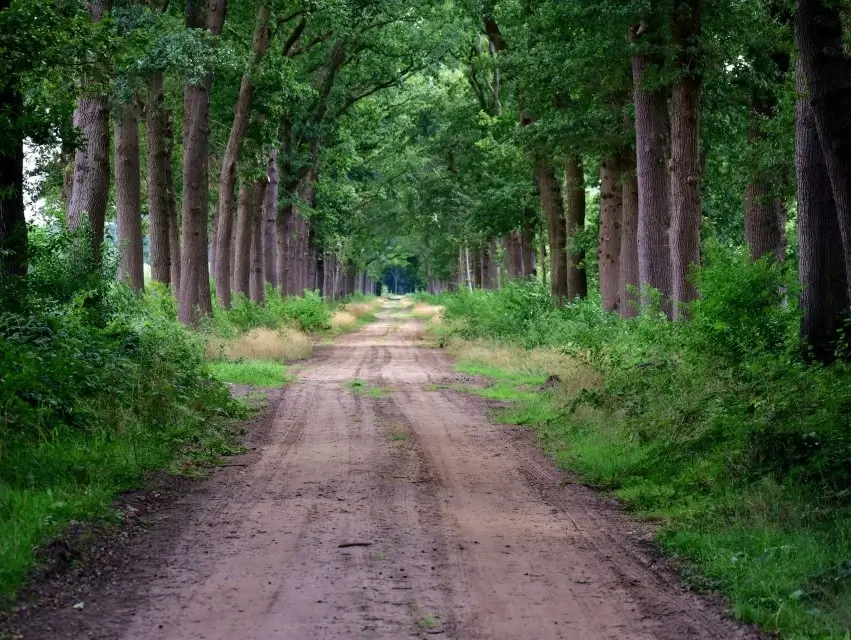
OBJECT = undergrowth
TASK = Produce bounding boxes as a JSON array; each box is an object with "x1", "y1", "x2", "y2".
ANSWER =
[
  {"x1": 0, "y1": 227, "x2": 376, "y2": 602},
  {"x1": 423, "y1": 252, "x2": 851, "y2": 639}
]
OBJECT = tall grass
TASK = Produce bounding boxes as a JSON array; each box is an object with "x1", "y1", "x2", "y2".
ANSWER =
[{"x1": 427, "y1": 254, "x2": 851, "y2": 639}]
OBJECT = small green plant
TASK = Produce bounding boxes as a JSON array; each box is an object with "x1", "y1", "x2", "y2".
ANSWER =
[
  {"x1": 346, "y1": 379, "x2": 386, "y2": 398},
  {"x1": 208, "y1": 359, "x2": 291, "y2": 388}
]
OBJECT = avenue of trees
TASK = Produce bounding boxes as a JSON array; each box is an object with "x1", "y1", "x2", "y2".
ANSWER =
[{"x1": 4, "y1": 0, "x2": 850, "y2": 361}]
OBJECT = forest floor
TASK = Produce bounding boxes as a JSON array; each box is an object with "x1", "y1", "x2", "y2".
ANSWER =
[{"x1": 2, "y1": 301, "x2": 764, "y2": 640}]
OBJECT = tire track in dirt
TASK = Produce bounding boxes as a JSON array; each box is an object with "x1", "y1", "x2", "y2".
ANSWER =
[{"x1": 6, "y1": 303, "x2": 763, "y2": 640}]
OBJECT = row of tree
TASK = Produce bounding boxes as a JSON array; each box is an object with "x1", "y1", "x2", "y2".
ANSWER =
[{"x1": 2, "y1": 0, "x2": 851, "y2": 360}]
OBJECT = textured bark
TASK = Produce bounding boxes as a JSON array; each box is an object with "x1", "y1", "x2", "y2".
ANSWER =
[
  {"x1": 796, "y1": 0, "x2": 851, "y2": 298},
  {"x1": 276, "y1": 200, "x2": 294, "y2": 295},
  {"x1": 67, "y1": 98, "x2": 109, "y2": 259},
  {"x1": 214, "y1": 2, "x2": 271, "y2": 308},
  {"x1": 114, "y1": 100, "x2": 144, "y2": 292},
  {"x1": 521, "y1": 209, "x2": 536, "y2": 276},
  {"x1": 598, "y1": 156, "x2": 622, "y2": 310},
  {"x1": 67, "y1": 0, "x2": 109, "y2": 263},
  {"x1": 177, "y1": 0, "x2": 226, "y2": 325},
  {"x1": 631, "y1": 49, "x2": 672, "y2": 314},
  {"x1": 0, "y1": 76, "x2": 26, "y2": 281},
  {"x1": 263, "y1": 153, "x2": 278, "y2": 286},
  {"x1": 668, "y1": 0, "x2": 702, "y2": 319},
  {"x1": 504, "y1": 232, "x2": 520, "y2": 279},
  {"x1": 744, "y1": 181, "x2": 786, "y2": 261},
  {"x1": 565, "y1": 154, "x2": 588, "y2": 301},
  {"x1": 481, "y1": 244, "x2": 494, "y2": 289},
  {"x1": 619, "y1": 153, "x2": 640, "y2": 318},
  {"x1": 234, "y1": 180, "x2": 263, "y2": 298},
  {"x1": 167, "y1": 152, "x2": 181, "y2": 294},
  {"x1": 250, "y1": 184, "x2": 265, "y2": 305},
  {"x1": 535, "y1": 159, "x2": 568, "y2": 303},
  {"x1": 146, "y1": 72, "x2": 172, "y2": 285},
  {"x1": 796, "y1": 62, "x2": 850, "y2": 362}
]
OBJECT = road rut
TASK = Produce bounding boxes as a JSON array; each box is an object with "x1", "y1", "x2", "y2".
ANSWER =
[{"x1": 11, "y1": 304, "x2": 761, "y2": 640}]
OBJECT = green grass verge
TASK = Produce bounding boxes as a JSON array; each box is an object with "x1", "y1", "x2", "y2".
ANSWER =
[
  {"x1": 207, "y1": 359, "x2": 292, "y2": 388},
  {"x1": 448, "y1": 354, "x2": 851, "y2": 640},
  {"x1": 0, "y1": 412, "x2": 246, "y2": 603}
]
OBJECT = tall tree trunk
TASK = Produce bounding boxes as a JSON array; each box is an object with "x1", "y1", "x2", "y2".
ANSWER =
[
  {"x1": 234, "y1": 180, "x2": 263, "y2": 298},
  {"x1": 0, "y1": 74, "x2": 26, "y2": 282},
  {"x1": 177, "y1": 0, "x2": 226, "y2": 325},
  {"x1": 619, "y1": 152, "x2": 640, "y2": 318},
  {"x1": 67, "y1": 0, "x2": 110, "y2": 264},
  {"x1": 521, "y1": 208, "x2": 536, "y2": 277},
  {"x1": 744, "y1": 180, "x2": 786, "y2": 261},
  {"x1": 631, "y1": 48, "x2": 672, "y2": 314},
  {"x1": 796, "y1": 61, "x2": 850, "y2": 361},
  {"x1": 796, "y1": 0, "x2": 851, "y2": 299},
  {"x1": 276, "y1": 201, "x2": 293, "y2": 295},
  {"x1": 598, "y1": 156, "x2": 622, "y2": 311},
  {"x1": 146, "y1": 72, "x2": 172, "y2": 285},
  {"x1": 565, "y1": 154, "x2": 588, "y2": 301},
  {"x1": 114, "y1": 99, "x2": 144, "y2": 292},
  {"x1": 264, "y1": 153, "x2": 278, "y2": 287},
  {"x1": 249, "y1": 186, "x2": 265, "y2": 305},
  {"x1": 213, "y1": 2, "x2": 271, "y2": 308},
  {"x1": 167, "y1": 146, "x2": 181, "y2": 295},
  {"x1": 668, "y1": 0, "x2": 703, "y2": 320},
  {"x1": 535, "y1": 159, "x2": 568, "y2": 302}
]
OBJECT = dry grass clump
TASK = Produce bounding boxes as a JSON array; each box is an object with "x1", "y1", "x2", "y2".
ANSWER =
[
  {"x1": 331, "y1": 310, "x2": 358, "y2": 330},
  {"x1": 207, "y1": 327, "x2": 312, "y2": 362},
  {"x1": 448, "y1": 338, "x2": 601, "y2": 394},
  {"x1": 344, "y1": 302, "x2": 375, "y2": 318},
  {"x1": 411, "y1": 303, "x2": 442, "y2": 321}
]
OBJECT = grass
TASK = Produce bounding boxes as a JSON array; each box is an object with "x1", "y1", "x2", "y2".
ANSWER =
[
  {"x1": 0, "y1": 412, "x2": 246, "y2": 602},
  {"x1": 389, "y1": 424, "x2": 408, "y2": 441},
  {"x1": 439, "y1": 335, "x2": 851, "y2": 639},
  {"x1": 346, "y1": 379, "x2": 387, "y2": 398},
  {"x1": 208, "y1": 359, "x2": 292, "y2": 388},
  {"x1": 206, "y1": 326, "x2": 312, "y2": 362}
]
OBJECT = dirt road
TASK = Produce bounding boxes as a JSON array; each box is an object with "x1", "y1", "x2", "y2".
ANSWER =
[{"x1": 11, "y1": 304, "x2": 760, "y2": 640}]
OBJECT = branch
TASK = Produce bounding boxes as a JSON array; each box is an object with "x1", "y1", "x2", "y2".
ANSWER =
[{"x1": 282, "y1": 16, "x2": 307, "y2": 57}]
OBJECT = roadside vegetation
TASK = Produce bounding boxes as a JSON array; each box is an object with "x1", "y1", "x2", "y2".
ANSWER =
[
  {"x1": 0, "y1": 230, "x2": 377, "y2": 602},
  {"x1": 418, "y1": 265, "x2": 851, "y2": 639}
]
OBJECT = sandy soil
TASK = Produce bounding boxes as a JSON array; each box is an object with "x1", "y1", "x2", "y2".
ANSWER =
[{"x1": 5, "y1": 303, "x2": 763, "y2": 640}]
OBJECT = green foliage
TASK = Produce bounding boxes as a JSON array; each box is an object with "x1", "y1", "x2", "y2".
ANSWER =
[
  {"x1": 0, "y1": 229, "x2": 244, "y2": 601},
  {"x1": 208, "y1": 360, "x2": 291, "y2": 388},
  {"x1": 433, "y1": 257, "x2": 851, "y2": 638},
  {"x1": 207, "y1": 289, "x2": 331, "y2": 337}
]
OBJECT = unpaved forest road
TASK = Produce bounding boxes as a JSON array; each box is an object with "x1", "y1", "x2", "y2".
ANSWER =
[{"x1": 14, "y1": 303, "x2": 761, "y2": 640}]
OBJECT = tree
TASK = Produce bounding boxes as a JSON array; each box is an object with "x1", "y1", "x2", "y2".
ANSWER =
[
  {"x1": 668, "y1": 0, "x2": 702, "y2": 319},
  {"x1": 795, "y1": 0, "x2": 851, "y2": 301},
  {"x1": 178, "y1": 0, "x2": 226, "y2": 325},
  {"x1": 114, "y1": 97, "x2": 144, "y2": 291},
  {"x1": 67, "y1": 0, "x2": 111, "y2": 263}
]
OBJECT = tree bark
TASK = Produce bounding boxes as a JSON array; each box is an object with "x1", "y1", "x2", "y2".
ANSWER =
[
  {"x1": 178, "y1": 0, "x2": 226, "y2": 325},
  {"x1": 619, "y1": 152, "x2": 640, "y2": 318},
  {"x1": 521, "y1": 208, "x2": 536, "y2": 277},
  {"x1": 796, "y1": 61, "x2": 850, "y2": 362},
  {"x1": 213, "y1": 1, "x2": 271, "y2": 308},
  {"x1": 535, "y1": 158, "x2": 568, "y2": 303},
  {"x1": 234, "y1": 180, "x2": 263, "y2": 298},
  {"x1": 565, "y1": 154, "x2": 588, "y2": 301},
  {"x1": 796, "y1": 0, "x2": 851, "y2": 301},
  {"x1": 115, "y1": 99, "x2": 144, "y2": 292},
  {"x1": 744, "y1": 180, "x2": 786, "y2": 261},
  {"x1": 250, "y1": 183, "x2": 265, "y2": 305},
  {"x1": 167, "y1": 149, "x2": 181, "y2": 295},
  {"x1": 146, "y1": 72, "x2": 172, "y2": 285},
  {"x1": 0, "y1": 74, "x2": 26, "y2": 282},
  {"x1": 67, "y1": 0, "x2": 109, "y2": 264},
  {"x1": 668, "y1": 0, "x2": 702, "y2": 320},
  {"x1": 263, "y1": 153, "x2": 278, "y2": 287},
  {"x1": 631, "y1": 48, "x2": 672, "y2": 315},
  {"x1": 598, "y1": 156, "x2": 622, "y2": 310}
]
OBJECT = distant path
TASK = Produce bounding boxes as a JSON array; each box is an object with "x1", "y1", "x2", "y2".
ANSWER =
[{"x1": 12, "y1": 302, "x2": 761, "y2": 639}]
